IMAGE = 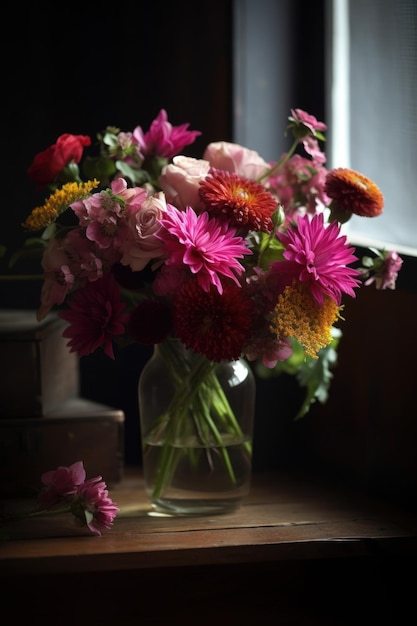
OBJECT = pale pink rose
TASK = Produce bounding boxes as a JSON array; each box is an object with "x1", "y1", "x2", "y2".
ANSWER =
[
  {"x1": 158, "y1": 155, "x2": 210, "y2": 211},
  {"x1": 203, "y1": 141, "x2": 271, "y2": 180},
  {"x1": 120, "y1": 191, "x2": 168, "y2": 271}
]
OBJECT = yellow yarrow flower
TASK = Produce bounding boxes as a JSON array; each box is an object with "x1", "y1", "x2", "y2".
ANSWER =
[
  {"x1": 270, "y1": 281, "x2": 341, "y2": 359},
  {"x1": 22, "y1": 180, "x2": 100, "y2": 231}
]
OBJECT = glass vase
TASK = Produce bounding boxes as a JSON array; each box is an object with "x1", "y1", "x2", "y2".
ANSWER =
[{"x1": 138, "y1": 339, "x2": 255, "y2": 516}]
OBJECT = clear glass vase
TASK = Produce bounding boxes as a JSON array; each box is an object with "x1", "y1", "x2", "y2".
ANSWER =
[{"x1": 138, "y1": 338, "x2": 255, "y2": 516}]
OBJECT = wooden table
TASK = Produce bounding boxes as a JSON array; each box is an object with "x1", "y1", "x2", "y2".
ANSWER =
[{"x1": 1, "y1": 468, "x2": 416, "y2": 624}]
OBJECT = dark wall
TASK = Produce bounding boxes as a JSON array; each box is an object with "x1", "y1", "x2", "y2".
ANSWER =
[{"x1": 1, "y1": 2, "x2": 234, "y2": 465}]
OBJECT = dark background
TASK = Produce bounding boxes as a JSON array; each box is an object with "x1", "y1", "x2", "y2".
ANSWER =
[{"x1": 1, "y1": 2, "x2": 416, "y2": 497}]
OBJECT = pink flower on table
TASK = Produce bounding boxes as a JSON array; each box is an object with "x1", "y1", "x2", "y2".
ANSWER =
[
  {"x1": 132, "y1": 109, "x2": 201, "y2": 159},
  {"x1": 202, "y1": 141, "x2": 271, "y2": 180},
  {"x1": 156, "y1": 204, "x2": 251, "y2": 295},
  {"x1": 158, "y1": 155, "x2": 210, "y2": 212},
  {"x1": 73, "y1": 475, "x2": 119, "y2": 536},
  {"x1": 59, "y1": 273, "x2": 128, "y2": 359},
  {"x1": 37, "y1": 461, "x2": 86, "y2": 508},
  {"x1": 271, "y1": 212, "x2": 361, "y2": 306},
  {"x1": 120, "y1": 191, "x2": 168, "y2": 271}
]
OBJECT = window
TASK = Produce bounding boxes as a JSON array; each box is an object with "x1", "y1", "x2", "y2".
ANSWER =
[
  {"x1": 327, "y1": 0, "x2": 417, "y2": 257},
  {"x1": 233, "y1": 0, "x2": 417, "y2": 257}
]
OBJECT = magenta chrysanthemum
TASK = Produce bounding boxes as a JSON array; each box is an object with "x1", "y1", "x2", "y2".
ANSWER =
[
  {"x1": 156, "y1": 204, "x2": 252, "y2": 294},
  {"x1": 59, "y1": 274, "x2": 128, "y2": 359},
  {"x1": 273, "y1": 212, "x2": 361, "y2": 306}
]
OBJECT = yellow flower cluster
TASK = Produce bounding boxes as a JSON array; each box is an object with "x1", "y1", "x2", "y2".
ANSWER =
[
  {"x1": 22, "y1": 180, "x2": 100, "y2": 231},
  {"x1": 270, "y1": 281, "x2": 340, "y2": 359}
]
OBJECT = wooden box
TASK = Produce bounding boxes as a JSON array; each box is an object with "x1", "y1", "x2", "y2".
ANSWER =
[
  {"x1": 0, "y1": 397, "x2": 125, "y2": 497},
  {"x1": 0, "y1": 310, "x2": 79, "y2": 417}
]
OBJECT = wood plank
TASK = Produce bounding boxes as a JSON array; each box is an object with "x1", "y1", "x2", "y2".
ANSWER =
[{"x1": 1, "y1": 469, "x2": 417, "y2": 575}]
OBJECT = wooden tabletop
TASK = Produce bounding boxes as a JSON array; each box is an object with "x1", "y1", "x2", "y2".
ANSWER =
[{"x1": 2, "y1": 467, "x2": 417, "y2": 577}]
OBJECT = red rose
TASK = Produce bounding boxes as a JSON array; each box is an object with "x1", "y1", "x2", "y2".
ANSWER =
[{"x1": 28, "y1": 133, "x2": 91, "y2": 189}]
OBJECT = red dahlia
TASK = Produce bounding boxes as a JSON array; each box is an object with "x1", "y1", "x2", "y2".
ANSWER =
[{"x1": 172, "y1": 279, "x2": 254, "y2": 362}]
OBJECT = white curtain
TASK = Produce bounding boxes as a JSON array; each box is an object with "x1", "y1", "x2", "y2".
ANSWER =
[
  {"x1": 234, "y1": 0, "x2": 417, "y2": 257},
  {"x1": 327, "y1": 0, "x2": 417, "y2": 257}
]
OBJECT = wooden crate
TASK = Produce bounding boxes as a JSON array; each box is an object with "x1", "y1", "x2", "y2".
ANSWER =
[
  {"x1": 0, "y1": 397, "x2": 125, "y2": 496},
  {"x1": 0, "y1": 310, "x2": 79, "y2": 417}
]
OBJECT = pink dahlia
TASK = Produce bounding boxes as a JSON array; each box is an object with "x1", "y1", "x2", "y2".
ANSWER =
[
  {"x1": 59, "y1": 273, "x2": 128, "y2": 359},
  {"x1": 37, "y1": 461, "x2": 86, "y2": 509},
  {"x1": 156, "y1": 204, "x2": 252, "y2": 294},
  {"x1": 73, "y1": 475, "x2": 119, "y2": 536},
  {"x1": 272, "y1": 212, "x2": 361, "y2": 306}
]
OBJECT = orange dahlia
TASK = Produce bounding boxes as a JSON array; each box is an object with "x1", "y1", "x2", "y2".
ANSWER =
[
  {"x1": 199, "y1": 169, "x2": 277, "y2": 232},
  {"x1": 324, "y1": 167, "x2": 384, "y2": 221}
]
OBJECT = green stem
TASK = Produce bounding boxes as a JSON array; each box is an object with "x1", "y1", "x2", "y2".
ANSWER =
[
  {"x1": 148, "y1": 341, "x2": 250, "y2": 500},
  {"x1": 256, "y1": 137, "x2": 300, "y2": 183}
]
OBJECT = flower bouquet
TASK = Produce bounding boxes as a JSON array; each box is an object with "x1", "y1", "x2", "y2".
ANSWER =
[{"x1": 3, "y1": 108, "x2": 403, "y2": 513}]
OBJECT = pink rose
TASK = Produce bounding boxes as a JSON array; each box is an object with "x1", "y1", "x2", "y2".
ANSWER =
[
  {"x1": 203, "y1": 141, "x2": 271, "y2": 180},
  {"x1": 120, "y1": 191, "x2": 168, "y2": 271},
  {"x1": 158, "y1": 155, "x2": 210, "y2": 211}
]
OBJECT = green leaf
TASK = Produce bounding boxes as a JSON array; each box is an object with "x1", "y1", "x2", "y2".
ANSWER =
[
  {"x1": 255, "y1": 328, "x2": 342, "y2": 420},
  {"x1": 115, "y1": 161, "x2": 151, "y2": 186},
  {"x1": 82, "y1": 155, "x2": 116, "y2": 184},
  {"x1": 294, "y1": 327, "x2": 342, "y2": 419}
]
